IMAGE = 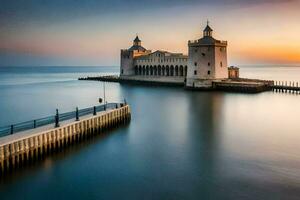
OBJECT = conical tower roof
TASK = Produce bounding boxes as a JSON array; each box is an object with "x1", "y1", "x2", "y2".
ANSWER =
[
  {"x1": 134, "y1": 36, "x2": 141, "y2": 42},
  {"x1": 204, "y1": 25, "x2": 213, "y2": 32}
]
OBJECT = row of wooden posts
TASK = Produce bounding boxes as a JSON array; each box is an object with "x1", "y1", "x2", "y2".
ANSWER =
[
  {"x1": 0, "y1": 105, "x2": 131, "y2": 175},
  {"x1": 274, "y1": 81, "x2": 299, "y2": 87},
  {"x1": 272, "y1": 81, "x2": 300, "y2": 93}
]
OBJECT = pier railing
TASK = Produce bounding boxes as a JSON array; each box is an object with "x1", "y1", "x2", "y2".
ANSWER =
[{"x1": 0, "y1": 103, "x2": 124, "y2": 137}]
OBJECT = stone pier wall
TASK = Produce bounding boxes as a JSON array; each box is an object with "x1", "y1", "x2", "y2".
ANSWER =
[{"x1": 0, "y1": 105, "x2": 131, "y2": 174}]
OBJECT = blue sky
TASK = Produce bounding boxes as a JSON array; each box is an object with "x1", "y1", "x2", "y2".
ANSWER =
[{"x1": 1, "y1": 0, "x2": 300, "y2": 66}]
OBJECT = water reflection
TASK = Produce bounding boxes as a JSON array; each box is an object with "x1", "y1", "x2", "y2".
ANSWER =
[{"x1": 1, "y1": 67, "x2": 300, "y2": 199}]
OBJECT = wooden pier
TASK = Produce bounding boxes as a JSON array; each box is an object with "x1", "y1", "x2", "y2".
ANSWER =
[
  {"x1": 0, "y1": 104, "x2": 131, "y2": 175},
  {"x1": 271, "y1": 81, "x2": 300, "y2": 93}
]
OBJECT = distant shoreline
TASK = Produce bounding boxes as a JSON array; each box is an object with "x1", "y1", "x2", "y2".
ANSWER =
[{"x1": 0, "y1": 65, "x2": 300, "y2": 68}]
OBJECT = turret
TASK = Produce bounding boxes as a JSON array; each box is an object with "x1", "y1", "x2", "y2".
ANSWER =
[
  {"x1": 133, "y1": 36, "x2": 141, "y2": 46},
  {"x1": 203, "y1": 21, "x2": 213, "y2": 37},
  {"x1": 120, "y1": 35, "x2": 151, "y2": 76}
]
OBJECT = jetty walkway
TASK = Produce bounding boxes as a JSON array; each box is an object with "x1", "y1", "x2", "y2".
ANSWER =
[
  {"x1": 0, "y1": 103, "x2": 131, "y2": 174},
  {"x1": 79, "y1": 75, "x2": 275, "y2": 93},
  {"x1": 79, "y1": 75, "x2": 184, "y2": 86}
]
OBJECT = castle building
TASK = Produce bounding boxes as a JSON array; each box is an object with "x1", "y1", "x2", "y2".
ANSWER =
[
  {"x1": 120, "y1": 22, "x2": 228, "y2": 87},
  {"x1": 120, "y1": 36, "x2": 188, "y2": 78},
  {"x1": 120, "y1": 36, "x2": 152, "y2": 76},
  {"x1": 186, "y1": 23, "x2": 228, "y2": 87}
]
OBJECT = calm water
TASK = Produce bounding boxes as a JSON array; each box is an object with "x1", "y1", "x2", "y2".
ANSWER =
[{"x1": 0, "y1": 66, "x2": 300, "y2": 199}]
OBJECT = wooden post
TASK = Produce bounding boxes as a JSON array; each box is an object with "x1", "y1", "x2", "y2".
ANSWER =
[
  {"x1": 0, "y1": 146, "x2": 4, "y2": 174},
  {"x1": 24, "y1": 139, "x2": 29, "y2": 161},
  {"x1": 10, "y1": 143, "x2": 15, "y2": 168}
]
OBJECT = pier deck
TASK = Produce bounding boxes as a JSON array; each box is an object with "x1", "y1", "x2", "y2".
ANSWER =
[
  {"x1": 79, "y1": 75, "x2": 184, "y2": 86},
  {"x1": 0, "y1": 110, "x2": 110, "y2": 146},
  {"x1": 211, "y1": 79, "x2": 273, "y2": 93},
  {"x1": 79, "y1": 75, "x2": 275, "y2": 93},
  {"x1": 0, "y1": 104, "x2": 131, "y2": 174}
]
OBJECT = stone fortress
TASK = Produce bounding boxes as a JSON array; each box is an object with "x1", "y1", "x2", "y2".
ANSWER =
[
  {"x1": 120, "y1": 22, "x2": 239, "y2": 88},
  {"x1": 80, "y1": 22, "x2": 274, "y2": 93}
]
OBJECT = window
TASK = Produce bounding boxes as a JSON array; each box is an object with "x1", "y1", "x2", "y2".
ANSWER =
[
  {"x1": 220, "y1": 62, "x2": 223, "y2": 67},
  {"x1": 121, "y1": 69, "x2": 124, "y2": 74},
  {"x1": 207, "y1": 70, "x2": 210, "y2": 75},
  {"x1": 194, "y1": 70, "x2": 197, "y2": 75},
  {"x1": 194, "y1": 62, "x2": 197, "y2": 66},
  {"x1": 202, "y1": 53, "x2": 205, "y2": 57},
  {"x1": 208, "y1": 62, "x2": 210, "y2": 66}
]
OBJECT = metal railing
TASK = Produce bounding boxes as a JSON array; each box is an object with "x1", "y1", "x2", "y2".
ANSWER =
[{"x1": 0, "y1": 102, "x2": 125, "y2": 137}]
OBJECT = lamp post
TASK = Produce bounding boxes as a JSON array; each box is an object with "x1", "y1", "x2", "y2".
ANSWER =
[{"x1": 99, "y1": 82, "x2": 107, "y2": 110}]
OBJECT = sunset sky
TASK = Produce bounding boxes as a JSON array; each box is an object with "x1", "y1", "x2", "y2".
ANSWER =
[{"x1": 1, "y1": 0, "x2": 300, "y2": 66}]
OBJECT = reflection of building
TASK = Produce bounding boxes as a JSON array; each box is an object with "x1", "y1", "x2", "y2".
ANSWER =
[
  {"x1": 228, "y1": 66, "x2": 239, "y2": 79},
  {"x1": 120, "y1": 22, "x2": 228, "y2": 87}
]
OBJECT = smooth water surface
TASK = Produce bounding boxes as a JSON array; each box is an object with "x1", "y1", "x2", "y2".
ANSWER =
[{"x1": 0, "y1": 66, "x2": 300, "y2": 199}]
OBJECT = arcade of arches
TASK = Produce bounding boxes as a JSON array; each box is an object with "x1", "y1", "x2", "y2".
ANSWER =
[{"x1": 135, "y1": 65, "x2": 188, "y2": 77}]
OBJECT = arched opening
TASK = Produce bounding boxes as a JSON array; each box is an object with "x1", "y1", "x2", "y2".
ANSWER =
[
  {"x1": 135, "y1": 65, "x2": 138, "y2": 75},
  {"x1": 154, "y1": 66, "x2": 157, "y2": 76},
  {"x1": 162, "y1": 66, "x2": 165, "y2": 76},
  {"x1": 170, "y1": 65, "x2": 174, "y2": 76},
  {"x1": 142, "y1": 66, "x2": 146, "y2": 75},
  {"x1": 158, "y1": 65, "x2": 161, "y2": 76},
  {"x1": 184, "y1": 66, "x2": 188, "y2": 77},
  {"x1": 139, "y1": 66, "x2": 142, "y2": 75},
  {"x1": 166, "y1": 65, "x2": 170, "y2": 76},
  {"x1": 146, "y1": 66, "x2": 149, "y2": 75},
  {"x1": 150, "y1": 66, "x2": 153, "y2": 76},
  {"x1": 175, "y1": 66, "x2": 179, "y2": 76},
  {"x1": 179, "y1": 65, "x2": 183, "y2": 76}
]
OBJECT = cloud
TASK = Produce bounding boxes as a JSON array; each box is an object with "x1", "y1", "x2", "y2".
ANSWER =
[{"x1": 0, "y1": 0, "x2": 297, "y2": 25}]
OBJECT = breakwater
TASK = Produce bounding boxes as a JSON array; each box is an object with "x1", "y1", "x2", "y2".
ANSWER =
[
  {"x1": 0, "y1": 104, "x2": 131, "y2": 175},
  {"x1": 79, "y1": 75, "x2": 275, "y2": 93},
  {"x1": 79, "y1": 75, "x2": 184, "y2": 86}
]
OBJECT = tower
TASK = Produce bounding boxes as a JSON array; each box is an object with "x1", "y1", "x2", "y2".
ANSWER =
[
  {"x1": 133, "y1": 35, "x2": 141, "y2": 46},
  {"x1": 186, "y1": 22, "x2": 228, "y2": 87},
  {"x1": 120, "y1": 35, "x2": 150, "y2": 76}
]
